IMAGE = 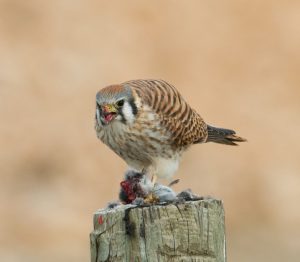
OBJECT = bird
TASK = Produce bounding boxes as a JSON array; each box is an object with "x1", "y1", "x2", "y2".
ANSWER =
[{"x1": 95, "y1": 79, "x2": 246, "y2": 184}]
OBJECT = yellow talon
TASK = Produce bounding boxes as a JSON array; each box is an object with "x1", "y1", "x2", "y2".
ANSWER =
[{"x1": 144, "y1": 193, "x2": 159, "y2": 204}]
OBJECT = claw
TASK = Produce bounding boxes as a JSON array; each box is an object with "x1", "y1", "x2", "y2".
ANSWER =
[{"x1": 143, "y1": 192, "x2": 159, "y2": 204}]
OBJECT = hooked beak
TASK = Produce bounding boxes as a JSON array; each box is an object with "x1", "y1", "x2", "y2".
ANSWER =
[{"x1": 101, "y1": 104, "x2": 117, "y2": 123}]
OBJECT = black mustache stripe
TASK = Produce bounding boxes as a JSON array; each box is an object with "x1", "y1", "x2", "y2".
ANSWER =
[
  {"x1": 129, "y1": 98, "x2": 138, "y2": 115},
  {"x1": 96, "y1": 105, "x2": 106, "y2": 126}
]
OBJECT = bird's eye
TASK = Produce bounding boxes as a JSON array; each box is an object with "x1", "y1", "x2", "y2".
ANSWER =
[{"x1": 116, "y1": 100, "x2": 124, "y2": 107}]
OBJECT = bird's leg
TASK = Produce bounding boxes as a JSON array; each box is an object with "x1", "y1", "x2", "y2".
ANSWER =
[
  {"x1": 141, "y1": 169, "x2": 159, "y2": 204},
  {"x1": 142, "y1": 167, "x2": 157, "y2": 187},
  {"x1": 151, "y1": 174, "x2": 157, "y2": 186}
]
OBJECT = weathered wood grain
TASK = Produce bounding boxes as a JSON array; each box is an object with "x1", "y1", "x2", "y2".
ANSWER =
[{"x1": 90, "y1": 198, "x2": 226, "y2": 262}]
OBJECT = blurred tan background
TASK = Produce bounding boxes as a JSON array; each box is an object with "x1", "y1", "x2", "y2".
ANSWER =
[{"x1": 1, "y1": 0, "x2": 300, "y2": 261}]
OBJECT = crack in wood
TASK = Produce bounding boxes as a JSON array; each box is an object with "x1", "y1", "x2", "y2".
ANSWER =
[{"x1": 90, "y1": 199, "x2": 226, "y2": 262}]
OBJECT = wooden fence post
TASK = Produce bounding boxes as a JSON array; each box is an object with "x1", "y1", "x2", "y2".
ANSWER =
[{"x1": 90, "y1": 198, "x2": 226, "y2": 262}]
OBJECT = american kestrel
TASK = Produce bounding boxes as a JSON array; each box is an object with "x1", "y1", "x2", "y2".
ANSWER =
[{"x1": 95, "y1": 79, "x2": 246, "y2": 182}]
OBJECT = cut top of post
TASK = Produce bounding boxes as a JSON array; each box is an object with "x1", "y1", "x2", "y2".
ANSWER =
[{"x1": 90, "y1": 198, "x2": 226, "y2": 262}]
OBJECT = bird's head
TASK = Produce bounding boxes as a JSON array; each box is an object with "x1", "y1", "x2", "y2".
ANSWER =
[{"x1": 95, "y1": 84, "x2": 138, "y2": 126}]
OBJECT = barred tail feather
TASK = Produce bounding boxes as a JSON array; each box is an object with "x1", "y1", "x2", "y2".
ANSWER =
[{"x1": 206, "y1": 125, "x2": 247, "y2": 146}]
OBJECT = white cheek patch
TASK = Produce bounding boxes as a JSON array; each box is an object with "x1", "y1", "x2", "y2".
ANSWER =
[{"x1": 122, "y1": 101, "x2": 135, "y2": 124}]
